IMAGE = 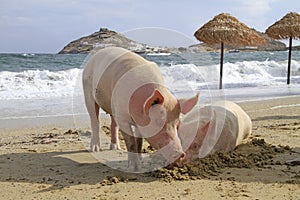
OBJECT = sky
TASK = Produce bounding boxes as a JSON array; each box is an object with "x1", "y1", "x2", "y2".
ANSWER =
[{"x1": 0, "y1": 0, "x2": 299, "y2": 53}]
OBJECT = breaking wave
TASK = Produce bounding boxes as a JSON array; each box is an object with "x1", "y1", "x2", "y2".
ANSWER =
[{"x1": 0, "y1": 60, "x2": 300, "y2": 100}]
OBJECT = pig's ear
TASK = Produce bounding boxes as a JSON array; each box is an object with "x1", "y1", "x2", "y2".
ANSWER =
[
  {"x1": 130, "y1": 90, "x2": 164, "y2": 126},
  {"x1": 179, "y1": 93, "x2": 199, "y2": 114},
  {"x1": 144, "y1": 90, "x2": 164, "y2": 115}
]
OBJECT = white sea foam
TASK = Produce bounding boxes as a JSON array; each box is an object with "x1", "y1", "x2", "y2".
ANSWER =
[
  {"x1": 0, "y1": 68, "x2": 81, "y2": 100},
  {"x1": 1, "y1": 58, "x2": 300, "y2": 130},
  {"x1": 0, "y1": 60, "x2": 299, "y2": 100},
  {"x1": 163, "y1": 59, "x2": 300, "y2": 90},
  {"x1": 271, "y1": 104, "x2": 300, "y2": 110}
]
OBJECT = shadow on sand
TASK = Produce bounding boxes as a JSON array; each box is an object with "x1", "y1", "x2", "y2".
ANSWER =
[{"x1": 0, "y1": 134, "x2": 299, "y2": 193}]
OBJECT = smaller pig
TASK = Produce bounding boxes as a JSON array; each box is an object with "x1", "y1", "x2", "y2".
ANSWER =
[{"x1": 178, "y1": 101, "x2": 252, "y2": 161}]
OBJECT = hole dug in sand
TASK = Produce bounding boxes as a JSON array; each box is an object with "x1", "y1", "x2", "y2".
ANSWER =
[{"x1": 148, "y1": 138, "x2": 299, "y2": 183}]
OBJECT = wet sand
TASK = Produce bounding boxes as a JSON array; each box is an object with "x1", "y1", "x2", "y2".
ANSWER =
[{"x1": 0, "y1": 96, "x2": 299, "y2": 199}]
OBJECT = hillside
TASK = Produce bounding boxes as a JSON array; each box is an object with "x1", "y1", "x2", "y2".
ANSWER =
[
  {"x1": 58, "y1": 28, "x2": 167, "y2": 54},
  {"x1": 58, "y1": 28, "x2": 287, "y2": 54}
]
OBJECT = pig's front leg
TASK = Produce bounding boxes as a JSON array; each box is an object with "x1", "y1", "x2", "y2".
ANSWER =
[
  {"x1": 110, "y1": 115, "x2": 121, "y2": 150},
  {"x1": 121, "y1": 127, "x2": 142, "y2": 171},
  {"x1": 87, "y1": 102, "x2": 101, "y2": 152},
  {"x1": 134, "y1": 127, "x2": 143, "y2": 161}
]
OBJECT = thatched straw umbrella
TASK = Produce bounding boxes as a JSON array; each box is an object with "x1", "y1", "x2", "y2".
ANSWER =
[
  {"x1": 266, "y1": 12, "x2": 300, "y2": 84},
  {"x1": 194, "y1": 13, "x2": 265, "y2": 89}
]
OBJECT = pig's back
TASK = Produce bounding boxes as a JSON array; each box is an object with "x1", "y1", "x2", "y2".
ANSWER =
[
  {"x1": 212, "y1": 101, "x2": 252, "y2": 144},
  {"x1": 206, "y1": 101, "x2": 251, "y2": 156},
  {"x1": 83, "y1": 47, "x2": 164, "y2": 114}
]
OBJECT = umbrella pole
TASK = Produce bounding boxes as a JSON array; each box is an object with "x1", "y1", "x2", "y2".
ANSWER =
[
  {"x1": 287, "y1": 36, "x2": 292, "y2": 85},
  {"x1": 219, "y1": 42, "x2": 224, "y2": 89}
]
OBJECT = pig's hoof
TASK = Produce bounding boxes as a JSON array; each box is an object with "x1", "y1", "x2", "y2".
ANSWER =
[
  {"x1": 90, "y1": 143, "x2": 101, "y2": 152},
  {"x1": 128, "y1": 162, "x2": 142, "y2": 172},
  {"x1": 128, "y1": 159, "x2": 142, "y2": 172},
  {"x1": 110, "y1": 143, "x2": 121, "y2": 150},
  {"x1": 90, "y1": 138, "x2": 101, "y2": 152},
  {"x1": 135, "y1": 163, "x2": 142, "y2": 171}
]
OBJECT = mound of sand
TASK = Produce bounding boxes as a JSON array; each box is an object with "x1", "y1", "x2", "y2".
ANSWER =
[{"x1": 148, "y1": 138, "x2": 293, "y2": 182}]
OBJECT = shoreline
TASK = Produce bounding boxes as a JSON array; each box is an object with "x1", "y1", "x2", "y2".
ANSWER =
[
  {"x1": 1, "y1": 92, "x2": 299, "y2": 132},
  {"x1": 0, "y1": 96, "x2": 299, "y2": 199}
]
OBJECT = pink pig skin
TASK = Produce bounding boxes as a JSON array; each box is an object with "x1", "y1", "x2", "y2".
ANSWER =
[
  {"x1": 82, "y1": 47, "x2": 199, "y2": 170},
  {"x1": 178, "y1": 101, "x2": 252, "y2": 161}
]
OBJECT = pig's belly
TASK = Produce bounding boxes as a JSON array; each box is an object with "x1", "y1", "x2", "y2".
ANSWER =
[{"x1": 94, "y1": 88, "x2": 112, "y2": 115}]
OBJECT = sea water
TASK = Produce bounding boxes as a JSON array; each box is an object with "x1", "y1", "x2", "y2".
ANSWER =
[{"x1": 0, "y1": 51, "x2": 300, "y2": 130}]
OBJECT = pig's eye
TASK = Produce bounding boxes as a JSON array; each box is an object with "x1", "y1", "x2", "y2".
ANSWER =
[{"x1": 176, "y1": 120, "x2": 181, "y2": 130}]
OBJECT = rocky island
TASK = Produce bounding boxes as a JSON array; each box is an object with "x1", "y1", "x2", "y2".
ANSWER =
[
  {"x1": 58, "y1": 28, "x2": 169, "y2": 54},
  {"x1": 58, "y1": 27, "x2": 286, "y2": 54}
]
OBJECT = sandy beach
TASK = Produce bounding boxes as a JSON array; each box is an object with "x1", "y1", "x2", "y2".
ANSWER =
[{"x1": 0, "y1": 96, "x2": 299, "y2": 200}]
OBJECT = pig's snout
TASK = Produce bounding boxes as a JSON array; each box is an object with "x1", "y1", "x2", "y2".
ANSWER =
[
  {"x1": 176, "y1": 152, "x2": 186, "y2": 162},
  {"x1": 174, "y1": 152, "x2": 187, "y2": 167},
  {"x1": 166, "y1": 152, "x2": 187, "y2": 168},
  {"x1": 167, "y1": 149, "x2": 187, "y2": 168}
]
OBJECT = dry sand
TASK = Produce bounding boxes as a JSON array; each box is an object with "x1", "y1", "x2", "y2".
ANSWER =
[{"x1": 0, "y1": 96, "x2": 299, "y2": 200}]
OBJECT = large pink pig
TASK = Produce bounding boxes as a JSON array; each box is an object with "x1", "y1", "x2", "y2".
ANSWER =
[
  {"x1": 82, "y1": 47, "x2": 199, "y2": 170},
  {"x1": 178, "y1": 101, "x2": 252, "y2": 161}
]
